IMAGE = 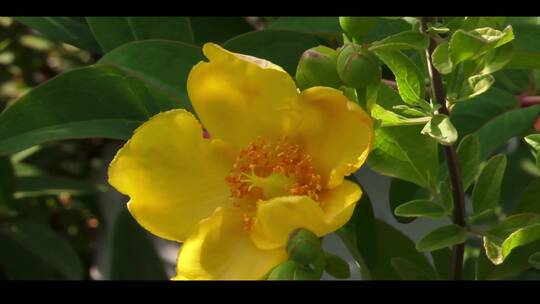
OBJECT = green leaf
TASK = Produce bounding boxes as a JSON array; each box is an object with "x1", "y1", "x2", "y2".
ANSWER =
[
  {"x1": 456, "y1": 134, "x2": 481, "y2": 190},
  {"x1": 336, "y1": 188, "x2": 375, "y2": 279},
  {"x1": 529, "y1": 252, "x2": 540, "y2": 270},
  {"x1": 0, "y1": 157, "x2": 15, "y2": 214},
  {"x1": 472, "y1": 154, "x2": 507, "y2": 214},
  {"x1": 324, "y1": 253, "x2": 351, "y2": 279},
  {"x1": 0, "y1": 66, "x2": 178, "y2": 156},
  {"x1": 389, "y1": 178, "x2": 430, "y2": 223},
  {"x1": 416, "y1": 224, "x2": 468, "y2": 252},
  {"x1": 477, "y1": 238, "x2": 540, "y2": 279},
  {"x1": 369, "y1": 31, "x2": 428, "y2": 51},
  {"x1": 485, "y1": 224, "x2": 540, "y2": 265},
  {"x1": 370, "y1": 220, "x2": 437, "y2": 279},
  {"x1": 371, "y1": 104, "x2": 430, "y2": 127},
  {"x1": 223, "y1": 30, "x2": 320, "y2": 76},
  {"x1": 421, "y1": 114, "x2": 458, "y2": 146},
  {"x1": 451, "y1": 87, "x2": 517, "y2": 137},
  {"x1": 432, "y1": 41, "x2": 453, "y2": 74},
  {"x1": 86, "y1": 17, "x2": 194, "y2": 52},
  {"x1": 391, "y1": 257, "x2": 437, "y2": 280},
  {"x1": 13, "y1": 17, "x2": 102, "y2": 53},
  {"x1": 97, "y1": 40, "x2": 203, "y2": 106},
  {"x1": 368, "y1": 125, "x2": 439, "y2": 188},
  {"x1": 431, "y1": 248, "x2": 452, "y2": 279},
  {"x1": 513, "y1": 178, "x2": 540, "y2": 214},
  {"x1": 14, "y1": 175, "x2": 102, "y2": 199},
  {"x1": 373, "y1": 50, "x2": 424, "y2": 105},
  {"x1": 190, "y1": 17, "x2": 254, "y2": 45},
  {"x1": 268, "y1": 17, "x2": 340, "y2": 39},
  {"x1": 449, "y1": 26, "x2": 514, "y2": 65},
  {"x1": 475, "y1": 105, "x2": 540, "y2": 159},
  {"x1": 452, "y1": 74, "x2": 495, "y2": 102},
  {"x1": 0, "y1": 220, "x2": 84, "y2": 279},
  {"x1": 364, "y1": 18, "x2": 412, "y2": 43},
  {"x1": 109, "y1": 208, "x2": 168, "y2": 280},
  {"x1": 394, "y1": 199, "x2": 448, "y2": 219},
  {"x1": 506, "y1": 50, "x2": 540, "y2": 69},
  {"x1": 525, "y1": 134, "x2": 540, "y2": 153}
]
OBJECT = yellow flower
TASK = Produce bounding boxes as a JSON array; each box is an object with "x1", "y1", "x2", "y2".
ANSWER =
[{"x1": 108, "y1": 43, "x2": 374, "y2": 280}]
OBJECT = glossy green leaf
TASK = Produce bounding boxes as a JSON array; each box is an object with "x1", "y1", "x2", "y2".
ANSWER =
[
  {"x1": 477, "y1": 238, "x2": 540, "y2": 279},
  {"x1": 451, "y1": 74, "x2": 495, "y2": 102},
  {"x1": 368, "y1": 125, "x2": 439, "y2": 188},
  {"x1": 0, "y1": 66, "x2": 178, "y2": 156},
  {"x1": 421, "y1": 114, "x2": 458, "y2": 146},
  {"x1": 14, "y1": 175, "x2": 102, "y2": 199},
  {"x1": 0, "y1": 220, "x2": 84, "y2": 279},
  {"x1": 13, "y1": 17, "x2": 102, "y2": 53},
  {"x1": 86, "y1": 17, "x2": 193, "y2": 52},
  {"x1": 529, "y1": 252, "x2": 540, "y2": 270},
  {"x1": 449, "y1": 26, "x2": 514, "y2": 65},
  {"x1": 391, "y1": 257, "x2": 437, "y2": 280},
  {"x1": 416, "y1": 224, "x2": 468, "y2": 252},
  {"x1": 513, "y1": 178, "x2": 540, "y2": 214},
  {"x1": 432, "y1": 41, "x2": 453, "y2": 74},
  {"x1": 223, "y1": 30, "x2": 321, "y2": 75},
  {"x1": 324, "y1": 253, "x2": 351, "y2": 279},
  {"x1": 389, "y1": 178, "x2": 429, "y2": 223},
  {"x1": 430, "y1": 248, "x2": 452, "y2": 279},
  {"x1": 370, "y1": 104, "x2": 430, "y2": 127},
  {"x1": 456, "y1": 134, "x2": 481, "y2": 190},
  {"x1": 109, "y1": 208, "x2": 168, "y2": 280},
  {"x1": 373, "y1": 50, "x2": 424, "y2": 105},
  {"x1": 268, "y1": 17, "x2": 340, "y2": 38},
  {"x1": 371, "y1": 220, "x2": 437, "y2": 279},
  {"x1": 369, "y1": 31, "x2": 429, "y2": 51},
  {"x1": 190, "y1": 17, "x2": 254, "y2": 45},
  {"x1": 336, "y1": 187, "x2": 375, "y2": 280},
  {"x1": 525, "y1": 134, "x2": 540, "y2": 153},
  {"x1": 472, "y1": 154, "x2": 507, "y2": 214},
  {"x1": 394, "y1": 199, "x2": 448, "y2": 219},
  {"x1": 475, "y1": 105, "x2": 540, "y2": 159},
  {"x1": 97, "y1": 40, "x2": 203, "y2": 106},
  {"x1": 485, "y1": 224, "x2": 540, "y2": 265}
]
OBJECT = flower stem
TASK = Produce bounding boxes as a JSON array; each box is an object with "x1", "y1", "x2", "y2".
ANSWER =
[{"x1": 420, "y1": 17, "x2": 467, "y2": 280}]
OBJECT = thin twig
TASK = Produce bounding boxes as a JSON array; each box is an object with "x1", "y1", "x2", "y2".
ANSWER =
[{"x1": 420, "y1": 17, "x2": 467, "y2": 281}]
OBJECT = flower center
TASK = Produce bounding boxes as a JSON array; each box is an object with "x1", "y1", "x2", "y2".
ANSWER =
[{"x1": 225, "y1": 137, "x2": 322, "y2": 205}]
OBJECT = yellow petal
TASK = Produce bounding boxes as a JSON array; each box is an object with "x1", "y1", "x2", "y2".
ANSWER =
[
  {"x1": 108, "y1": 109, "x2": 235, "y2": 242},
  {"x1": 293, "y1": 87, "x2": 374, "y2": 188},
  {"x1": 175, "y1": 207, "x2": 287, "y2": 280},
  {"x1": 187, "y1": 43, "x2": 299, "y2": 149},
  {"x1": 251, "y1": 180, "x2": 362, "y2": 250}
]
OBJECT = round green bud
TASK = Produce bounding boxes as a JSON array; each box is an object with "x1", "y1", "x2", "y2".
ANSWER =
[
  {"x1": 295, "y1": 45, "x2": 342, "y2": 90},
  {"x1": 286, "y1": 228, "x2": 323, "y2": 265},
  {"x1": 336, "y1": 43, "x2": 381, "y2": 89},
  {"x1": 339, "y1": 17, "x2": 376, "y2": 43}
]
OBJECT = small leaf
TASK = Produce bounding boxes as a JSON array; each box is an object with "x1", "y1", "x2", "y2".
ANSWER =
[
  {"x1": 528, "y1": 252, "x2": 540, "y2": 270},
  {"x1": 456, "y1": 134, "x2": 480, "y2": 190},
  {"x1": 485, "y1": 224, "x2": 540, "y2": 265},
  {"x1": 432, "y1": 41, "x2": 453, "y2": 74},
  {"x1": 472, "y1": 154, "x2": 507, "y2": 215},
  {"x1": 525, "y1": 134, "x2": 540, "y2": 153},
  {"x1": 394, "y1": 199, "x2": 448, "y2": 218},
  {"x1": 369, "y1": 31, "x2": 429, "y2": 51},
  {"x1": 324, "y1": 253, "x2": 351, "y2": 279},
  {"x1": 449, "y1": 26, "x2": 514, "y2": 65},
  {"x1": 416, "y1": 224, "x2": 468, "y2": 252},
  {"x1": 513, "y1": 178, "x2": 540, "y2": 214},
  {"x1": 391, "y1": 257, "x2": 437, "y2": 280},
  {"x1": 373, "y1": 50, "x2": 425, "y2": 105},
  {"x1": 421, "y1": 114, "x2": 458, "y2": 146},
  {"x1": 389, "y1": 178, "x2": 430, "y2": 224},
  {"x1": 371, "y1": 104, "x2": 430, "y2": 127},
  {"x1": 453, "y1": 74, "x2": 495, "y2": 102}
]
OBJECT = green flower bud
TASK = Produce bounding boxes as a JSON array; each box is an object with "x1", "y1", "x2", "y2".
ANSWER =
[
  {"x1": 286, "y1": 228, "x2": 323, "y2": 265},
  {"x1": 339, "y1": 17, "x2": 376, "y2": 43},
  {"x1": 267, "y1": 260, "x2": 323, "y2": 281},
  {"x1": 295, "y1": 45, "x2": 342, "y2": 90},
  {"x1": 336, "y1": 43, "x2": 381, "y2": 89}
]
